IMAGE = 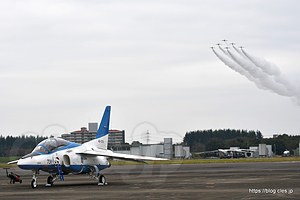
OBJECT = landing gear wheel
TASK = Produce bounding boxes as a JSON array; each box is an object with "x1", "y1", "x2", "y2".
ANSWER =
[
  {"x1": 98, "y1": 175, "x2": 106, "y2": 185},
  {"x1": 47, "y1": 176, "x2": 53, "y2": 186},
  {"x1": 31, "y1": 179, "x2": 37, "y2": 188}
]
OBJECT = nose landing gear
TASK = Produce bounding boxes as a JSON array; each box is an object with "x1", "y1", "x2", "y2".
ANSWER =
[{"x1": 31, "y1": 170, "x2": 39, "y2": 188}]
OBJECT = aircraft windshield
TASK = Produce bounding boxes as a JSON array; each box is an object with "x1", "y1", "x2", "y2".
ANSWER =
[
  {"x1": 33, "y1": 138, "x2": 68, "y2": 154},
  {"x1": 33, "y1": 145, "x2": 48, "y2": 154}
]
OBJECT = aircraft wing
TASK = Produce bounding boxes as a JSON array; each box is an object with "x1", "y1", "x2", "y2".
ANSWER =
[
  {"x1": 7, "y1": 160, "x2": 19, "y2": 165},
  {"x1": 194, "y1": 150, "x2": 219, "y2": 154},
  {"x1": 77, "y1": 149, "x2": 168, "y2": 163}
]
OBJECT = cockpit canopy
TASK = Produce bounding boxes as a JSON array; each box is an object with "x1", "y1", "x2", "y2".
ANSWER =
[{"x1": 32, "y1": 138, "x2": 68, "y2": 154}]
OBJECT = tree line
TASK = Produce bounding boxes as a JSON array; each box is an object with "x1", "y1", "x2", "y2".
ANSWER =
[
  {"x1": 0, "y1": 135, "x2": 48, "y2": 157},
  {"x1": 183, "y1": 129, "x2": 300, "y2": 155}
]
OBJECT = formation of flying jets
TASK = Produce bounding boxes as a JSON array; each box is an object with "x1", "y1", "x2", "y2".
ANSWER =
[{"x1": 211, "y1": 40, "x2": 246, "y2": 51}]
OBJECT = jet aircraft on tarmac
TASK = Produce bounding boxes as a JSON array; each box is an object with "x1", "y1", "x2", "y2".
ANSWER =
[
  {"x1": 8, "y1": 106, "x2": 167, "y2": 188},
  {"x1": 195, "y1": 148, "x2": 253, "y2": 159}
]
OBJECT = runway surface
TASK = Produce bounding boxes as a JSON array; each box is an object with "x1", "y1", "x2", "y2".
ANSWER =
[{"x1": 1, "y1": 161, "x2": 300, "y2": 199}]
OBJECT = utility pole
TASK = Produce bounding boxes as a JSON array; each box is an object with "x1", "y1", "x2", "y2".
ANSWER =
[{"x1": 146, "y1": 130, "x2": 150, "y2": 145}]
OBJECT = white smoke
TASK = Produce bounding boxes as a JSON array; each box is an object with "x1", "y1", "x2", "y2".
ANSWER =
[{"x1": 212, "y1": 41, "x2": 300, "y2": 105}]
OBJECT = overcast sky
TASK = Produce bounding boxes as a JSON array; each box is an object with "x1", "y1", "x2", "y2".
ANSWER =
[{"x1": 1, "y1": 0, "x2": 300, "y2": 144}]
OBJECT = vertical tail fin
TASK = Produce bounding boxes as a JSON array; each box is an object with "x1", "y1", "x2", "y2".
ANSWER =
[
  {"x1": 84, "y1": 106, "x2": 111, "y2": 149},
  {"x1": 95, "y1": 106, "x2": 111, "y2": 139}
]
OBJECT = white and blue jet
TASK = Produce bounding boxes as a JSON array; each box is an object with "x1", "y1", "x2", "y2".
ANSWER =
[{"x1": 8, "y1": 106, "x2": 167, "y2": 188}]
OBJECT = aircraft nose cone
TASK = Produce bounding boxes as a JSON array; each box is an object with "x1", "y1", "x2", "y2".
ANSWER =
[
  {"x1": 17, "y1": 157, "x2": 28, "y2": 165},
  {"x1": 17, "y1": 157, "x2": 36, "y2": 169}
]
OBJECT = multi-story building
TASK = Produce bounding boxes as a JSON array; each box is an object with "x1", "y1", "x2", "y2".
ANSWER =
[
  {"x1": 108, "y1": 130, "x2": 125, "y2": 147},
  {"x1": 61, "y1": 127, "x2": 97, "y2": 144},
  {"x1": 60, "y1": 123, "x2": 125, "y2": 146}
]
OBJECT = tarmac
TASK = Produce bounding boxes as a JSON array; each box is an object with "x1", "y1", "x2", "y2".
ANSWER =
[{"x1": 1, "y1": 161, "x2": 300, "y2": 199}]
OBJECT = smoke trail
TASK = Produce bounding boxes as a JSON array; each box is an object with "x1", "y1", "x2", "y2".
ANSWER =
[
  {"x1": 232, "y1": 45, "x2": 245, "y2": 57},
  {"x1": 218, "y1": 44, "x2": 230, "y2": 57},
  {"x1": 226, "y1": 49, "x2": 290, "y2": 96},
  {"x1": 212, "y1": 48, "x2": 265, "y2": 90},
  {"x1": 241, "y1": 49, "x2": 280, "y2": 76},
  {"x1": 212, "y1": 40, "x2": 300, "y2": 105},
  {"x1": 241, "y1": 48, "x2": 299, "y2": 96}
]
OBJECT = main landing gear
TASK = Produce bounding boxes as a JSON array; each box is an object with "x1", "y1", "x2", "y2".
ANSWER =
[
  {"x1": 47, "y1": 176, "x2": 53, "y2": 186},
  {"x1": 89, "y1": 165, "x2": 107, "y2": 186},
  {"x1": 46, "y1": 174, "x2": 59, "y2": 186},
  {"x1": 98, "y1": 174, "x2": 107, "y2": 186}
]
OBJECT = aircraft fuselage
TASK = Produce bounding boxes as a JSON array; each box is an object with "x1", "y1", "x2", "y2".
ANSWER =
[{"x1": 17, "y1": 139, "x2": 111, "y2": 174}]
